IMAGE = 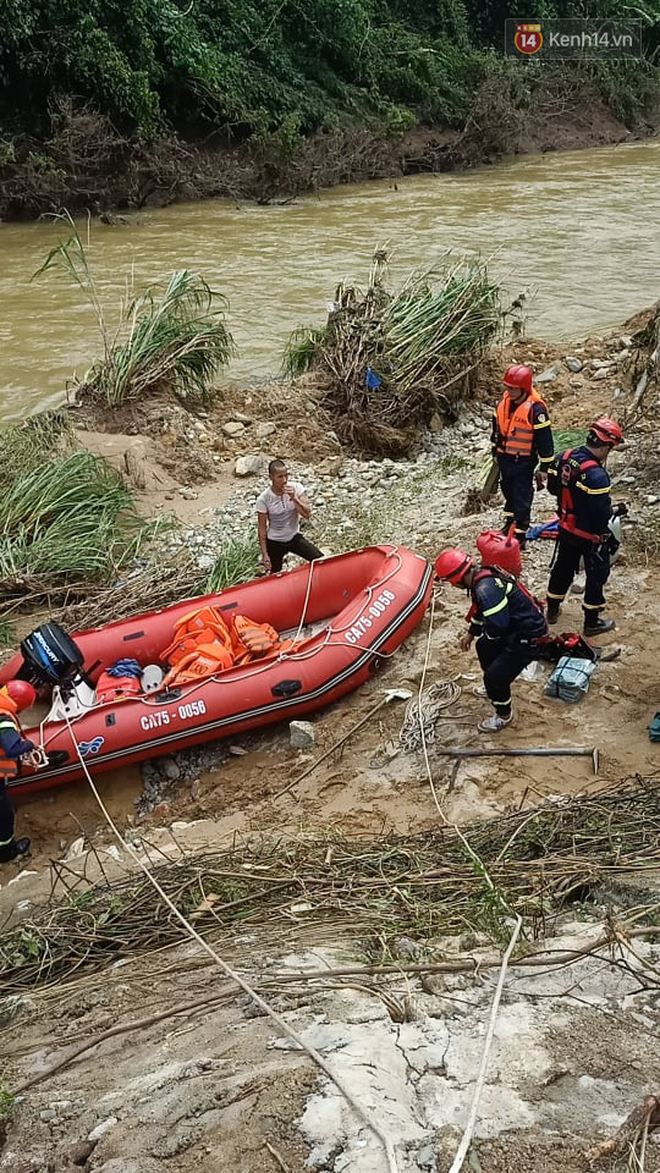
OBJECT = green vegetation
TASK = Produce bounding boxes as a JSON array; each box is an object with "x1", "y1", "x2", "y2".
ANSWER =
[
  {"x1": 206, "y1": 531, "x2": 262, "y2": 592},
  {"x1": 284, "y1": 250, "x2": 501, "y2": 454},
  {"x1": 0, "y1": 450, "x2": 159, "y2": 596},
  {"x1": 0, "y1": 2, "x2": 657, "y2": 216},
  {"x1": 36, "y1": 213, "x2": 235, "y2": 407}
]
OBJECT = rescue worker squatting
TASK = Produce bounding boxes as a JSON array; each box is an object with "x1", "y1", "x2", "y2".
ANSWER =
[
  {"x1": 256, "y1": 458, "x2": 323, "y2": 574},
  {"x1": 546, "y1": 417, "x2": 625, "y2": 637},
  {"x1": 435, "y1": 549, "x2": 548, "y2": 734},
  {"x1": 0, "y1": 680, "x2": 39, "y2": 864},
  {"x1": 492, "y1": 364, "x2": 554, "y2": 547}
]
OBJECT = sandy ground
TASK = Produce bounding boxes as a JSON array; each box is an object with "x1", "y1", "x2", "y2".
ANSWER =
[{"x1": 2, "y1": 322, "x2": 660, "y2": 1172}]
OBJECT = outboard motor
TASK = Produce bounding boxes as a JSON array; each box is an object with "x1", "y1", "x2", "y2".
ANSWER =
[
  {"x1": 19, "y1": 623, "x2": 96, "y2": 722},
  {"x1": 19, "y1": 623, "x2": 85, "y2": 689}
]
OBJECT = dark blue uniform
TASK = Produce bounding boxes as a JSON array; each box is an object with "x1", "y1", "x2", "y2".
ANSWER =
[
  {"x1": 546, "y1": 445, "x2": 613, "y2": 623},
  {"x1": 492, "y1": 396, "x2": 554, "y2": 544},
  {"x1": 0, "y1": 717, "x2": 34, "y2": 863},
  {"x1": 469, "y1": 569, "x2": 548, "y2": 717}
]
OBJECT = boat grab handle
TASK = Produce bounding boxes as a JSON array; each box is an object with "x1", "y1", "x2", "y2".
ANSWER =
[{"x1": 271, "y1": 679, "x2": 302, "y2": 698}]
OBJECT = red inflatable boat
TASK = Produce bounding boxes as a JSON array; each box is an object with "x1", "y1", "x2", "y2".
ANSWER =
[{"x1": 0, "y1": 545, "x2": 432, "y2": 795}]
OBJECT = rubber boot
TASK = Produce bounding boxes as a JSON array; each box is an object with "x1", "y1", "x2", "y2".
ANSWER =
[
  {"x1": 546, "y1": 601, "x2": 561, "y2": 625},
  {"x1": 0, "y1": 837, "x2": 31, "y2": 864},
  {"x1": 583, "y1": 614, "x2": 615, "y2": 636}
]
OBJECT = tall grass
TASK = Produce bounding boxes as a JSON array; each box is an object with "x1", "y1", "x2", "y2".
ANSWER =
[
  {"x1": 281, "y1": 250, "x2": 502, "y2": 454},
  {"x1": 206, "y1": 531, "x2": 262, "y2": 593},
  {"x1": 35, "y1": 211, "x2": 236, "y2": 407},
  {"x1": 0, "y1": 451, "x2": 160, "y2": 592},
  {"x1": 0, "y1": 409, "x2": 74, "y2": 485}
]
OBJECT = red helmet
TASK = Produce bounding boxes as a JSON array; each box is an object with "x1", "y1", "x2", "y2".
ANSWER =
[
  {"x1": 502, "y1": 364, "x2": 533, "y2": 395},
  {"x1": 3, "y1": 679, "x2": 37, "y2": 711},
  {"x1": 435, "y1": 548, "x2": 474, "y2": 586},
  {"x1": 590, "y1": 417, "x2": 623, "y2": 446}
]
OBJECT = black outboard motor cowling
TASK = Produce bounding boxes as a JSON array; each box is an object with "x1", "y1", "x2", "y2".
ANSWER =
[{"x1": 19, "y1": 623, "x2": 84, "y2": 688}]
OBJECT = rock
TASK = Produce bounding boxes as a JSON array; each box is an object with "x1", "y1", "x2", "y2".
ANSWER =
[
  {"x1": 163, "y1": 760, "x2": 180, "y2": 782},
  {"x1": 255, "y1": 421, "x2": 276, "y2": 439},
  {"x1": 590, "y1": 359, "x2": 610, "y2": 370},
  {"x1": 178, "y1": 487, "x2": 198, "y2": 500},
  {"x1": 647, "y1": 495, "x2": 659, "y2": 505},
  {"x1": 536, "y1": 363, "x2": 561, "y2": 384},
  {"x1": 417, "y1": 1143, "x2": 437, "y2": 1169},
  {"x1": 619, "y1": 335, "x2": 633, "y2": 349},
  {"x1": 592, "y1": 367, "x2": 609, "y2": 380},
  {"x1": 234, "y1": 454, "x2": 265, "y2": 477},
  {"x1": 616, "y1": 348, "x2": 630, "y2": 363},
  {"x1": 65, "y1": 1140, "x2": 96, "y2": 1166},
  {"x1": 565, "y1": 356, "x2": 583, "y2": 372},
  {"x1": 231, "y1": 411, "x2": 252, "y2": 423},
  {"x1": 568, "y1": 378, "x2": 583, "y2": 389},
  {"x1": 318, "y1": 455, "x2": 343, "y2": 476},
  {"x1": 222, "y1": 421, "x2": 245, "y2": 438},
  {"x1": 290, "y1": 720, "x2": 315, "y2": 750},
  {"x1": 87, "y1": 1116, "x2": 118, "y2": 1143},
  {"x1": 40, "y1": 1108, "x2": 57, "y2": 1122},
  {"x1": 229, "y1": 745, "x2": 248, "y2": 755},
  {"x1": 151, "y1": 802, "x2": 171, "y2": 819},
  {"x1": 429, "y1": 412, "x2": 444, "y2": 433}
]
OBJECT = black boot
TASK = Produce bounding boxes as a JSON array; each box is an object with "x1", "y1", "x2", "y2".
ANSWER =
[
  {"x1": 0, "y1": 837, "x2": 30, "y2": 864},
  {"x1": 583, "y1": 615, "x2": 615, "y2": 636},
  {"x1": 546, "y1": 601, "x2": 561, "y2": 625}
]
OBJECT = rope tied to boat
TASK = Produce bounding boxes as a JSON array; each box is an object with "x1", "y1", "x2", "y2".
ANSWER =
[{"x1": 399, "y1": 679, "x2": 462, "y2": 754}]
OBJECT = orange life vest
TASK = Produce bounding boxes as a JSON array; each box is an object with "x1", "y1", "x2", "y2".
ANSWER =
[
  {"x1": 160, "y1": 606, "x2": 234, "y2": 673},
  {"x1": 495, "y1": 389, "x2": 546, "y2": 459},
  {"x1": 0, "y1": 693, "x2": 22, "y2": 780},
  {"x1": 96, "y1": 672, "x2": 143, "y2": 705},
  {"x1": 232, "y1": 614, "x2": 281, "y2": 658}
]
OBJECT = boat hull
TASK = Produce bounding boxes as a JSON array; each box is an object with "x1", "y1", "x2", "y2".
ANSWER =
[{"x1": 1, "y1": 545, "x2": 432, "y2": 795}]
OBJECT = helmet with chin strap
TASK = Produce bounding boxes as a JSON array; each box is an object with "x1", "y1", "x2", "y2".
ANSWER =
[
  {"x1": 434, "y1": 549, "x2": 474, "y2": 586},
  {"x1": 589, "y1": 417, "x2": 623, "y2": 447},
  {"x1": 502, "y1": 364, "x2": 533, "y2": 395},
  {"x1": 1, "y1": 679, "x2": 37, "y2": 711}
]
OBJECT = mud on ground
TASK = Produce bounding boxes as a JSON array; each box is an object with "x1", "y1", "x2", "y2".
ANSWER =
[{"x1": 2, "y1": 319, "x2": 660, "y2": 1172}]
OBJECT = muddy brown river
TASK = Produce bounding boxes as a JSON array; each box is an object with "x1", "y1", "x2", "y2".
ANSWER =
[{"x1": 1, "y1": 138, "x2": 658, "y2": 421}]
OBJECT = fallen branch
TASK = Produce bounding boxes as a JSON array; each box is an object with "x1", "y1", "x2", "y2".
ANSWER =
[{"x1": 585, "y1": 1094, "x2": 660, "y2": 1164}]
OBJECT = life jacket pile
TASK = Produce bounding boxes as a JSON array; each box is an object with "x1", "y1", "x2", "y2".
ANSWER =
[{"x1": 160, "y1": 605, "x2": 289, "y2": 688}]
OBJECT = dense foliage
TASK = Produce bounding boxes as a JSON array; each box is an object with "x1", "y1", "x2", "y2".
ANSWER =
[{"x1": 0, "y1": 0, "x2": 657, "y2": 145}]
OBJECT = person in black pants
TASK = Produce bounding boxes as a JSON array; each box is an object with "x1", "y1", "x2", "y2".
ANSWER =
[
  {"x1": 546, "y1": 417, "x2": 624, "y2": 636},
  {"x1": 491, "y1": 364, "x2": 554, "y2": 547},
  {"x1": 435, "y1": 548, "x2": 548, "y2": 733},
  {"x1": 256, "y1": 458, "x2": 323, "y2": 574},
  {"x1": 0, "y1": 680, "x2": 39, "y2": 863}
]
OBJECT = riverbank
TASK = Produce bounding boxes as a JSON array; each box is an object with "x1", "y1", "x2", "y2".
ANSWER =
[
  {"x1": 1, "y1": 76, "x2": 658, "y2": 220},
  {"x1": 1, "y1": 301, "x2": 660, "y2": 1173}
]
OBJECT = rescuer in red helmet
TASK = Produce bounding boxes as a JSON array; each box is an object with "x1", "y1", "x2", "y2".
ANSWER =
[
  {"x1": 491, "y1": 364, "x2": 554, "y2": 548},
  {"x1": 0, "y1": 679, "x2": 39, "y2": 863},
  {"x1": 435, "y1": 548, "x2": 547, "y2": 733},
  {"x1": 546, "y1": 417, "x2": 626, "y2": 636}
]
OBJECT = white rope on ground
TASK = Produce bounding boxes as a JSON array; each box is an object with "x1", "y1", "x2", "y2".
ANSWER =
[
  {"x1": 446, "y1": 916, "x2": 522, "y2": 1173},
  {"x1": 416, "y1": 589, "x2": 524, "y2": 1171},
  {"x1": 399, "y1": 678, "x2": 462, "y2": 754},
  {"x1": 62, "y1": 715, "x2": 400, "y2": 1173}
]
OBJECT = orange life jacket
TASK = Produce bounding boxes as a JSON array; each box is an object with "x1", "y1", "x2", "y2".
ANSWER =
[
  {"x1": 0, "y1": 693, "x2": 22, "y2": 780},
  {"x1": 96, "y1": 672, "x2": 143, "y2": 705},
  {"x1": 495, "y1": 389, "x2": 546, "y2": 459},
  {"x1": 160, "y1": 606, "x2": 234, "y2": 672},
  {"x1": 232, "y1": 614, "x2": 281, "y2": 658}
]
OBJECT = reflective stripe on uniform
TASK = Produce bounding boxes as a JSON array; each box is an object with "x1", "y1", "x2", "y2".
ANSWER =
[
  {"x1": 575, "y1": 481, "x2": 610, "y2": 495},
  {"x1": 582, "y1": 602, "x2": 602, "y2": 610},
  {"x1": 481, "y1": 581, "x2": 513, "y2": 618},
  {"x1": 0, "y1": 836, "x2": 14, "y2": 846},
  {"x1": 533, "y1": 418, "x2": 552, "y2": 429},
  {"x1": 493, "y1": 697, "x2": 512, "y2": 708}
]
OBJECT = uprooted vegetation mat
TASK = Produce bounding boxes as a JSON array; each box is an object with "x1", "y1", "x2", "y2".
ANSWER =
[
  {"x1": 4, "y1": 777, "x2": 660, "y2": 993},
  {"x1": 282, "y1": 250, "x2": 503, "y2": 455}
]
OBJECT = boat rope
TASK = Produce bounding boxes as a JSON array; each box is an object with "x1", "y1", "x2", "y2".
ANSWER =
[
  {"x1": 398, "y1": 679, "x2": 462, "y2": 754},
  {"x1": 415, "y1": 587, "x2": 523, "y2": 1173},
  {"x1": 61, "y1": 713, "x2": 401, "y2": 1173}
]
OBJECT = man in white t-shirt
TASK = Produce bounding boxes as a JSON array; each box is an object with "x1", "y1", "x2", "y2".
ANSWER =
[{"x1": 256, "y1": 458, "x2": 324, "y2": 573}]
